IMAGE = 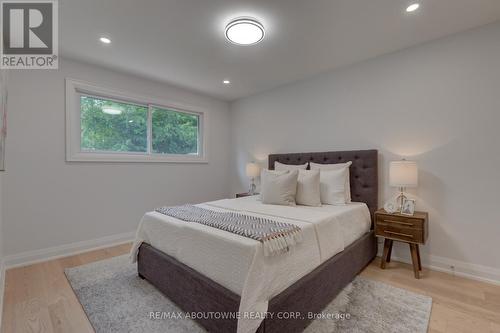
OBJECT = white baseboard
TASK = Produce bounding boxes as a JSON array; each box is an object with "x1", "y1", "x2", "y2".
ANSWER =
[
  {"x1": 377, "y1": 242, "x2": 500, "y2": 286},
  {"x1": 3, "y1": 231, "x2": 135, "y2": 269}
]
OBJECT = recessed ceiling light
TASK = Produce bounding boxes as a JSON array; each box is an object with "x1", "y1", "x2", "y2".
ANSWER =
[
  {"x1": 99, "y1": 36, "x2": 111, "y2": 44},
  {"x1": 406, "y1": 3, "x2": 420, "y2": 12},
  {"x1": 225, "y1": 18, "x2": 265, "y2": 45},
  {"x1": 102, "y1": 107, "x2": 122, "y2": 115},
  {"x1": 223, "y1": 80, "x2": 231, "y2": 85}
]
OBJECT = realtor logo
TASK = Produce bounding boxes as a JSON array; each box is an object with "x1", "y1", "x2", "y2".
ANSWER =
[{"x1": 1, "y1": 0, "x2": 58, "y2": 69}]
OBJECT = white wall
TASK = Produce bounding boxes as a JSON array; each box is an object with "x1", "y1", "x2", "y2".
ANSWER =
[
  {"x1": 0, "y1": 172, "x2": 4, "y2": 321},
  {"x1": 0, "y1": 69, "x2": 6, "y2": 265},
  {"x1": 0, "y1": 174, "x2": 3, "y2": 261},
  {"x1": 3, "y1": 58, "x2": 231, "y2": 259},
  {"x1": 230, "y1": 22, "x2": 500, "y2": 282},
  {"x1": 0, "y1": 69, "x2": 7, "y2": 323}
]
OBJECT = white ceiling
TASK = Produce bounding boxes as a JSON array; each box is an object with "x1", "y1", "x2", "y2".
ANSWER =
[{"x1": 60, "y1": 0, "x2": 500, "y2": 101}]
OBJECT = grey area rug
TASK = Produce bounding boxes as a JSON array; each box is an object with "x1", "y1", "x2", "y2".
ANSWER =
[{"x1": 65, "y1": 255, "x2": 432, "y2": 333}]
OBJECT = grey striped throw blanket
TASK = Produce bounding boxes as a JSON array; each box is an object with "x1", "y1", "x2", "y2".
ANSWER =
[{"x1": 155, "y1": 205, "x2": 303, "y2": 256}]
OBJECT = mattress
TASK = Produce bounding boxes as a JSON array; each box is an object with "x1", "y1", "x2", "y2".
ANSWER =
[{"x1": 130, "y1": 196, "x2": 370, "y2": 333}]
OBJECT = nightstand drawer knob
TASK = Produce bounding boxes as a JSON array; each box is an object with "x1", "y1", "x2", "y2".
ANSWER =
[
  {"x1": 384, "y1": 219, "x2": 414, "y2": 226},
  {"x1": 384, "y1": 230, "x2": 414, "y2": 238}
]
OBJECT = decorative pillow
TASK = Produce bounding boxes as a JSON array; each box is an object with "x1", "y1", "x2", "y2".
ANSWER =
[
  {"x1": 260, "y1": 169, "x2": 299, "y2": 206},
  {"x1": 296, "y1": 170, "x2": 321, "y2": 207},
  {"x1": 310, "y1": 161, "x2": 352, "y2": 203},
  {"x1": 318, "y1": 168, "x2": 350, "y2": 205},
  {"x1": 275, "y1": 161, "x2": 308, "y2": 171}
]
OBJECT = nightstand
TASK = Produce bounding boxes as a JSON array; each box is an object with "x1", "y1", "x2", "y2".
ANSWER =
[
  {"x1": 374, "y1": 209, "x2": 429, "y2": 279},
  {"x1": 236, "y1": 192, "x2": 256, "y2": 198}
]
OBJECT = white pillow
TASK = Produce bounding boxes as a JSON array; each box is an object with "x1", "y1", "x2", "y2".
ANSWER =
[
  {"x1": 260, "y1": 169, "x2": 299, "y2": 206},
  {"x1": 275, "y1": 161, "x2": 308, "y2": 171},
  {"x1": 310, "y1": 161, "x2": 352, "y2": 203},
  {"x1": 318, "y1": 168, "x2": 350, "y2": 205},
  {"x1": 296, "y1": 170, "x2": 321, "y2": 207}
]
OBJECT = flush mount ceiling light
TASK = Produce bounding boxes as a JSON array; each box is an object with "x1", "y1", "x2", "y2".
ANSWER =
[
  {"x1": 406, "y1": 3, "x2": 420, "y2": 12},
  {"x1": 99, "y1": 36, "x2": 111, "y2": 44},
  {"x1": 102, "y1": 107, "x2": 122, "y2": 115},
  {"x1": 225, "y1": 18, "x2": 265, "y2": 45},
  {"x1": 223, "y1": 79, "x2": 231, "y2": 84}
]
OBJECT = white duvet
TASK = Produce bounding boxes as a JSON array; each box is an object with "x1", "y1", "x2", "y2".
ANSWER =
[{"x1": 130, "y1": 196, "x2": 370, "y2": 333}]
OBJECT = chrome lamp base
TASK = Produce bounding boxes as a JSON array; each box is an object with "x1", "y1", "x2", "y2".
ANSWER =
[
  {"x1": 248, "y1": 178, "x2": 256, "y2": 195},
  {"x1": 396, "y1": 187, "x2": 407, "y2": 211}
]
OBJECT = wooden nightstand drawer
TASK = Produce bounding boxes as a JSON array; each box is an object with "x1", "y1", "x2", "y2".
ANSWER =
[
  {"x1": 375, "y1": 223, "x2": 424, "y2": 243},
  {"x1": 375, "y1": 214, "x2": 423, "y2": 229}
]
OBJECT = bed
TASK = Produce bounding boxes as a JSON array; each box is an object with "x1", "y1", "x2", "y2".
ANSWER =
[{"x1": 133, "y1": 149, "x2": 378, "y2": 333}]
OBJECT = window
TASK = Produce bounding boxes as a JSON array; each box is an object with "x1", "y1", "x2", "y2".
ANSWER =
[
  {"x1": 151, "y1": 107, "x2": 199, "y2": 155},
  {"x1": 66, "y1": 79, "x2": 207, "y2": 162},
  {"x1": 80, "y1": 95, "x2": 148, "y2": 153}
]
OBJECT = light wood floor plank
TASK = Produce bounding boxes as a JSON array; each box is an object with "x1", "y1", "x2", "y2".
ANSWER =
[{"x1": 2, "y1": 244, "x2": 500, "y2": 332}]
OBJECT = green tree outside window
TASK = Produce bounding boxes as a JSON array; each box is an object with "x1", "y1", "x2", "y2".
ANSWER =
[{"x1": 80, "y1": 95, "x2": 199, "y2": 155}]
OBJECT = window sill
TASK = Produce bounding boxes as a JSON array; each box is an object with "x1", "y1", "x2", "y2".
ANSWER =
[{"x1": 66, "y1": 152, "x2": 208, "y2": 163}]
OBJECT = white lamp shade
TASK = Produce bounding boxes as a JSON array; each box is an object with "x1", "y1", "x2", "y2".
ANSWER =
[
  {"x1": 246, "y1": 162, "x2": 260, "y2": 178},
  {"x1": 389, "y1": 161, "x2": 418, "y2": 187}
]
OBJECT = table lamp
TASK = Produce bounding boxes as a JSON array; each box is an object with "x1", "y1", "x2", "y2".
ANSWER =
[
  {"x1": 246, "y1": 162, "x2": 260, "y2": 195},
  {"x1": 389, "y1": 160, "x2": 418, "y2": 210}
]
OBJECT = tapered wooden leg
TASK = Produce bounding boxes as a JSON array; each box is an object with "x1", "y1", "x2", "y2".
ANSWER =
[
  {"x1": 410, "y1": 243, "x2": 420, "y2": 279},
  {"x1": 386, "y1": 239, "x2": 393, "y2": 263},
  {"x1": 381, "y1": 239, "x2": 391, "y2": 269},
  {"x1": 416, "y1": 244, "x2": 422, "y2": 271}
]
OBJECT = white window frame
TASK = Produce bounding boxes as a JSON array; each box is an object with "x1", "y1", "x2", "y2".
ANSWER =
[{"x1": 65, "y1": 78, "x2": 208, "y2": 163}]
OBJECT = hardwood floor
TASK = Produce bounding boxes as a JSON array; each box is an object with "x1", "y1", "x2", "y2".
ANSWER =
[
  {"x1": 361, "y1": 258, "x2": 500, "y2": 333},
  {"x1": 1, "y1": 244, "x2": 131, "y2": 333},
  {"x1": 2, "y1": 244, "x2": 500, "y2": 333}
]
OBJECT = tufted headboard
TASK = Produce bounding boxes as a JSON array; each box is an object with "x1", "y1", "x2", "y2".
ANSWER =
[{"x1": 268, "y1": 150, "x2": 378, "y2": 220}]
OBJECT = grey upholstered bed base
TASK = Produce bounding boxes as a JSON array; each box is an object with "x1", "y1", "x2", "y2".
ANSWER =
[
  {"x1": 137, "y1": 149, "x2": 378, "y2": 333},
  {"x1": 138, "y1": 231, "x2": 377, "y2": 333}
]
